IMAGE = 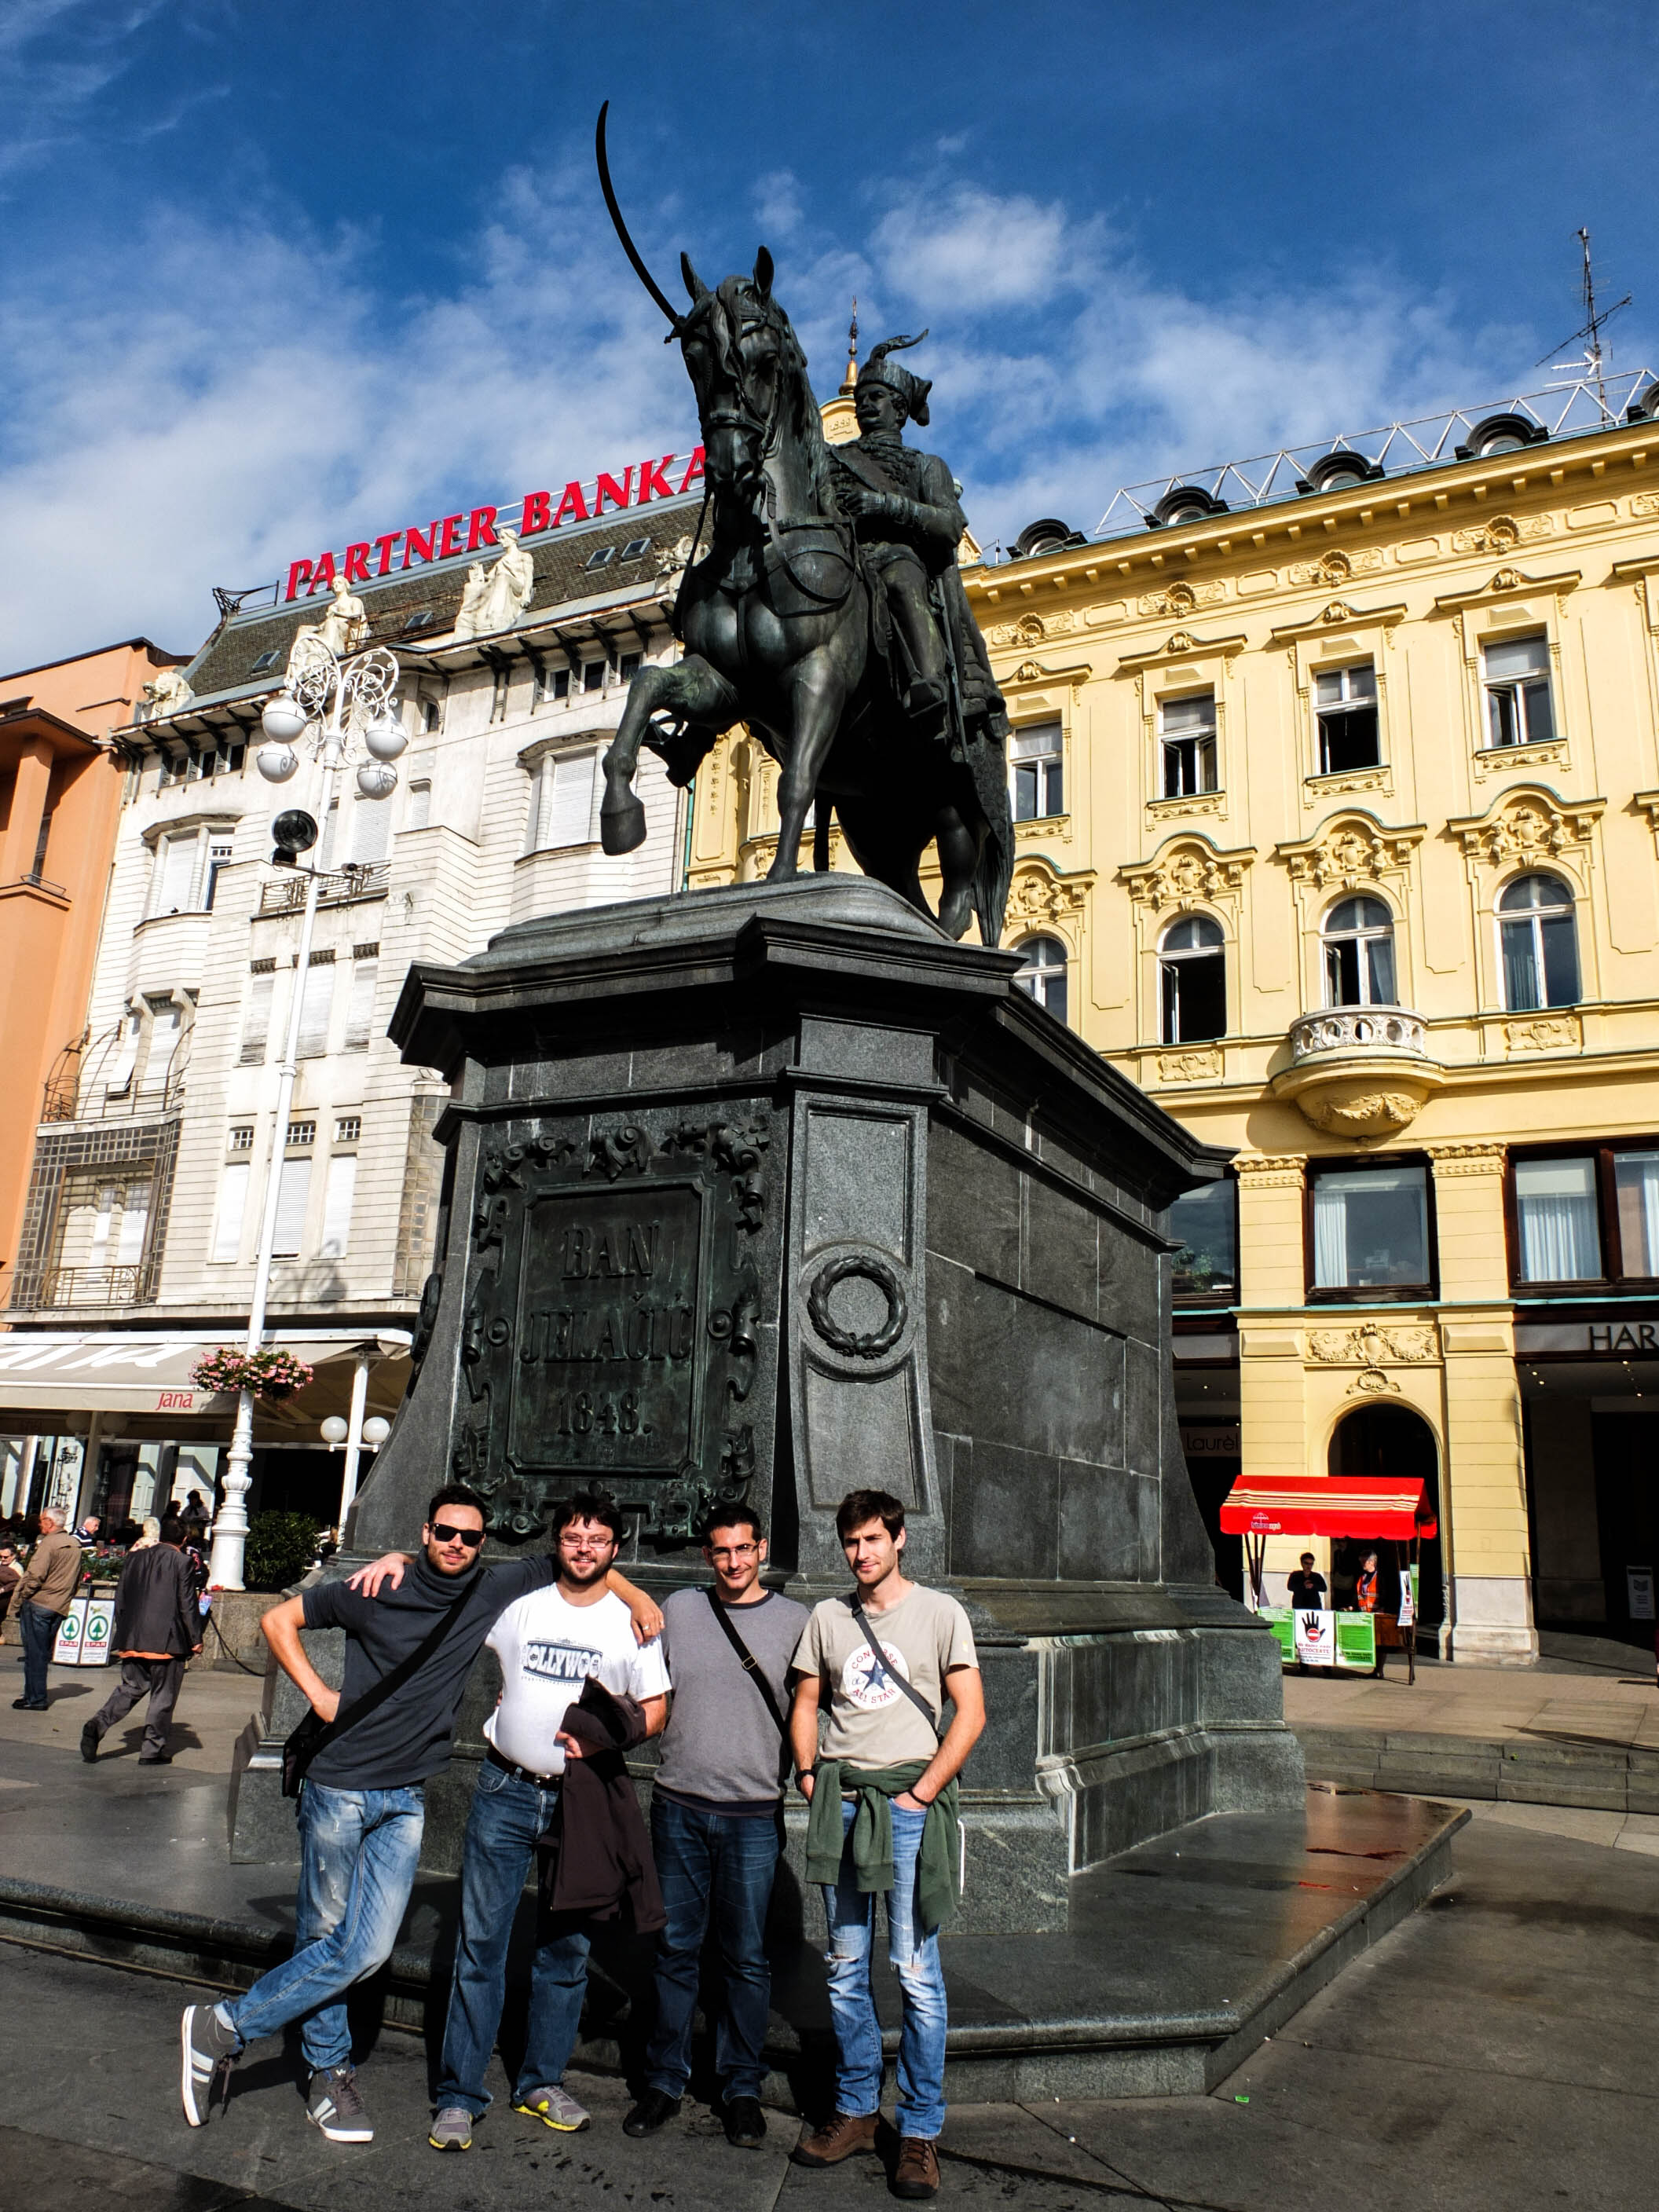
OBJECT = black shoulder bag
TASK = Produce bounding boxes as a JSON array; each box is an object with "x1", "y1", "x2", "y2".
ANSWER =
[
  {"x1": 703, "y1": 1587, "x2": 789, "y2": 1737},
  {"x1": 848, "y1": 1599, "x2": 943, "y2": 1741},
  {"x1": 282, "y1": 1581, "x2": 473, "y2": 1797}
]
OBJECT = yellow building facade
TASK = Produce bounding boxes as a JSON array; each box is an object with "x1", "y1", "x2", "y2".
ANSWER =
[{"x1": 689, "y1": 381, "x2": 1659, "y2": 1666}]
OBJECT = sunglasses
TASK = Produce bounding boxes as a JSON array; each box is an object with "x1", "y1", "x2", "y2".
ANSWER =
[{"x1": 430, "y1": 1522, "x2": 485, "y2": 1547}]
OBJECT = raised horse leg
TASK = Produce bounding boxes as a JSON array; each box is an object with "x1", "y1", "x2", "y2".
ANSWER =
[{"x1": 600, "y1": 656, "x2": 741, "y2": 856}]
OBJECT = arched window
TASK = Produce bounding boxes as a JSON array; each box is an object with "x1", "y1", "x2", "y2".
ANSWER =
[
  {"x1": 1159, "y1": 915, "x2": 1225, "y2": 1043},
  {"x1": 1323, "y1": 895, "x2": 1396, "y2": 1008},
  {"x1": 1014, "y1": 936, "x2": 1068, "y2": 1022},
  {"x1": 1499, "y1": 873, "x2": 1579, "y2": 1009}
]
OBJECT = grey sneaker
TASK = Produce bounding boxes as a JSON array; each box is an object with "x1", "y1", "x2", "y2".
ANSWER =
[
  {"x1": 428, "y1": 2105, "x2": 474, "y2": 2152},
  {"x1": 180, "y1": 2002, "x2": 239, "y2": 2127},
  {"x1": 307, "y1": 2064, "x2": 373, "y2": 2144},
  {"x1": 513, "y1": 2084, "x2": 590, "y2": 2133}
]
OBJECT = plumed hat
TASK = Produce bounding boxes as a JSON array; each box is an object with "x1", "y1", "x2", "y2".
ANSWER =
[{"x1": 861, "y1": 331, "x2": 932, "y2": 426}]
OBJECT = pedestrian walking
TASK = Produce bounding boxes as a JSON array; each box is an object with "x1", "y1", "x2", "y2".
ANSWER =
[
  {"x1": 789, "y1": 1489, "x2": 984, "y2": 2203},
  {"x1": 427, "y1": 1492, "x2": 669, "y2": 2153},
  {"x1": 80, "y1": 1516, "x2": 201, "y2": 1764},
  {"x1": 177, "y1": 1484, "x2": 661, "y2": 2147},
  {"x1": 12, "y1": 1508, "x2": 84, "y2": 1710},
  {"x1": 624, "y1": 1508, "x2": 808, "y2": 2150}
]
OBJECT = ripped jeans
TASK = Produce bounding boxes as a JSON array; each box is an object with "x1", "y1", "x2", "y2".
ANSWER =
[
  {"x1": 820, "y1": 1797, "x2": 948, "y2": 2140},
  {"x1": 222, "y1": 1782, "x2": 424, "y2": 2074}
]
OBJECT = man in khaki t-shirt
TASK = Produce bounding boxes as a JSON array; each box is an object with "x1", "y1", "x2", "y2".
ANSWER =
[{"x1": 789, "y1": 1490, "x2": 983, "y2": 2203}]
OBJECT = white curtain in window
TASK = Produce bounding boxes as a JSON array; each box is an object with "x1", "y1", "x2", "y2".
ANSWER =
[
  {"x1": 239, "y1": 972, "x2": 274, "y2": 1065},
  {"x1": 343, "y1": 958, "x2": 379, "y2": 1050},
  {"x1": 114, "y1": 1186, "x2": 149, "y2": 1266},
  {"x1": 272, "y1": 1159, "x2": 312, "y2": 1258},
  {"x1": 1313, "y1": 1181, "x2": 1349, "y2": 1287},
  {"x1": 531, "y1": 750, "x2": 597, "y2": 849},
  {"x1": 320, "y1": 1154, "x2": 357, "y2": 1258},
  {"x1": 296, "y1": 963, "x2": 334, "y2": 1057},
  {"x1": 1515, "y1": 1158, "x2": 1600, "y2": 1281},
  {"x1": 107, "y1": 1011, "x2": 142, "y2": 1094},
  {"x1": 1613, "y1": 1151, "x2": 1659, "y2": 1276},
  {"x1": 154, "y1": 831, "x2": 200, "y2": 914},
  {"x1": 350, "y1": 797, "x2": 392, "y2": 864},
  {"x1": 213, "y1": 1162, "x2": 250, "y2": 1263},
  {"x1": 406, "y1": 780, "x2": 432, "y2": 832}
]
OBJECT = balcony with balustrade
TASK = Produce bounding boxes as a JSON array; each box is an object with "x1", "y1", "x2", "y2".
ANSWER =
[{"x1": 1271, "y1": 1006, "x2": 1444, "y2": 1137}]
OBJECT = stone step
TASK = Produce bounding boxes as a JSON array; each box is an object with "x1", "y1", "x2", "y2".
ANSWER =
[{"x1": 1297, "y1": 1723, "x2": 1659, "y2": 1815}]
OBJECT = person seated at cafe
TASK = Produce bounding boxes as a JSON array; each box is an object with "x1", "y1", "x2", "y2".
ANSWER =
[{"x1": 1286, "y1": 1553, "x2": 1328, "y2": 1610}]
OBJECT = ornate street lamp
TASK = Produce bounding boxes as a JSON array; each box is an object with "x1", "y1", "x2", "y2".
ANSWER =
[{"x1": 207, "y1": 638, "x2": 407, "y2": 1591}]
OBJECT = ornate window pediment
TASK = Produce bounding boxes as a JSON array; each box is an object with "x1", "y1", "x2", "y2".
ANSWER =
[
  {"x1": 1273, "y1": 810, "x2": 1425, "y2": 891},
  {"x1": 1005, "y1": 855, "x2": 1095, "y2": 946},
  {"x1": 1448, "y1": 783, "x2": 1605, "y2": 866},
  {"x1": 1118, "y1": 832, "x2": 1254, "y2": 912}
]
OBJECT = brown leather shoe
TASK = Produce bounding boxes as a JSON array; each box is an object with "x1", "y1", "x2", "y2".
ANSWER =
[
  {"x1": 893, "y1": 2137, "x2": 940, "y2": 2199},
  {"x1": 792, "y1": 2111, "x2": 879, "y2": 2166}
]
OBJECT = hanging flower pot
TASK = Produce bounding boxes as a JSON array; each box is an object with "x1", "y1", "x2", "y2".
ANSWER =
[{"x1": 192, "y1": 1346, "x2": 315, "y2": 1401}]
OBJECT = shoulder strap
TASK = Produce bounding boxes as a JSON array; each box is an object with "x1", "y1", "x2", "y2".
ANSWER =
[
  {"x1": 848, "y1": 1598, "x2": 942, "y2": 1738},
  {"x1": 833, "y1": 441, "x2": 906, "y2": 502},
  {"x1": 317, "y1": 1576, "x2": 475, "y2": 1753},
  {"x1": 703, "y1": 1587, "x2": 788, "y2": 1738}
]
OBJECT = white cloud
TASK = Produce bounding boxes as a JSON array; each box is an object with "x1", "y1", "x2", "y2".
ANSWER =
[{"x1": 753, "y1": 168, "x2": 804, "y2": 242}]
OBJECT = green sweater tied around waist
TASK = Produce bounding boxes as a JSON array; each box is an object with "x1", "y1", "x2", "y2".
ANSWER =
[{"x1": 804, "y1": 1760, "x2": 961, "y2": 1938}]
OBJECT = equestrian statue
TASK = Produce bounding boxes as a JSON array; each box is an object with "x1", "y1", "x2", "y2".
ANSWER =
[{"x1": 595, "y1": 107, "x2": 1014, "y2": 945}]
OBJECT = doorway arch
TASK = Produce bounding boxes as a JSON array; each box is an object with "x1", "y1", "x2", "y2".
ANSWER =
[{"x1": 1328, "y1": 1401, "x2": 1444, "y2": 1632}]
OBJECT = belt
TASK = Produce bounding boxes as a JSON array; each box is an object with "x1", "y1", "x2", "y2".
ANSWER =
[{"x1": 486, "y1": 1745, "x2": 562, "y2": 1789}]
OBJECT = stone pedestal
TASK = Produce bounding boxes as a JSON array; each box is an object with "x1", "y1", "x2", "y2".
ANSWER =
[{"x1": 232, "y1": 877, "x2": 1302, "y2": 1916}]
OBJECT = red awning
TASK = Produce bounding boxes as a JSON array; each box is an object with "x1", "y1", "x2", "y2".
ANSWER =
[{"x1": 1219, "y1": 1476, "x2": 1437, "y2": 1540}]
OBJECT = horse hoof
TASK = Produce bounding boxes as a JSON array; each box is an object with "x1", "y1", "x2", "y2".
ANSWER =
[{"x1": 600, "y1": 792, "x2": 648, "y2": 855}]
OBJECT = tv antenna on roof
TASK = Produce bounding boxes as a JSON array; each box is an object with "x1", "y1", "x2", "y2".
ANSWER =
[{"x1": 1536, "y1": 227, "x2": 1631, "y2": 422}]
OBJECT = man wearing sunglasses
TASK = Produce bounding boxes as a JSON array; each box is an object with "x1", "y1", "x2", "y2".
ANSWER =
[{"x1": 179, "y1": 1484, "x2": 659, "y2": 2147}]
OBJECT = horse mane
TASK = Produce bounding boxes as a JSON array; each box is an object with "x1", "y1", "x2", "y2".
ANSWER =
[{"x1": 769, "y1": 298, "x2": 840, "y2": 517}]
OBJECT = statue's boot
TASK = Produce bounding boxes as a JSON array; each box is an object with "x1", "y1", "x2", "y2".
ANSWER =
[{"x1": 599, "y1": 753, "x2": 649, "y2": 855}]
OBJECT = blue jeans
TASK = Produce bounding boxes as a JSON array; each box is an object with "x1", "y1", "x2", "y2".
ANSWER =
[
  {"x1": 645, "y1": 1794, "x2": 782, "y2": 2100},
  {"x1": 438, "y1": 1760, "x2": 591, "y2": 2117},
  {"x1": 20, "y1": 1602, "x2": 58, "y2": 1705},
  {"x1": 820, "y1": 1798, "x2": 948, "y2": 2140},
  {"x1": 222, "y1": 1782, "x2": 424, "y2": 2073}
]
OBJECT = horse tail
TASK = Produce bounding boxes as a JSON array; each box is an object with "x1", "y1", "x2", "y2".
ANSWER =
[{"x1": 973, "y1": 808, "x2": 1014, "y2": 949}]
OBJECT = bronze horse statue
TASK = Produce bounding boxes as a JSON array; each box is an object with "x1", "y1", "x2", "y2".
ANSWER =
[{"x1": 595, "y1": 110, "x2": 1012, "y2": 945}]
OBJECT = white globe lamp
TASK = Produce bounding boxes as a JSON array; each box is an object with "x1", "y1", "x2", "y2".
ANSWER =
[
  {"x1": 362, "y1": 1416, "x2": 391, "y2": 1448},
  {"x1": 364, "y1": 709, "x2": 408, "y2": 762},
  {"x1": 256, "y1": 740, "x2": 299, "y2": 784},
  {"x1": 261, "y1": 691, "x2": 308, "y2": 743},
  {"x1": 320, "y1": 1415, "x2": 349, "y2": 1446},
  {"x1": 356, "y1": 760, "x2": 397, "y2": 800}
]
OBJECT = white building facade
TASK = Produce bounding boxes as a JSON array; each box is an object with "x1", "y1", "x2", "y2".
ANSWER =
[{"x1": 2, "y1": 484, "x2": 699, "y2": 1534}]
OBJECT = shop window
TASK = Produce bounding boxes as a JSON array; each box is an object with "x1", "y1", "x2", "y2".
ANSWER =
[
  {"x1": 1170, "y1": 1175, "x2": 1237, "y2": 1299},
  {"x1": 1514, "y1": 1156, "x2": 1602, "y2": 1283},
  {"x1": 1159, "y1": 693, "x2": 1218, "y2": 797},
  {"x1": 1613, "y1": 1151, "x2": 1659, "y2": 1278},
  {"x1": 1314, "y1": 663, "x2": 1379, "y2": 773},
  {"x1": 1013, "y1": 935, "x2": 1067, "y2": 1022},
  {"x1": 1323, "y1": 895, "x2": 1396, "y2": 1007},
  {"x1": 1499, "y1": 873, "x2": 1579, "y2": 1009},
  {"x1": 1311, "y1": 1163, "x2": 1429, "y2": 1291},
  {"x1": 1481, "y1": 633, "x2": 1555, "y2": 749},
  {"x1": 1159, "y1": 914, "x2": 1225, "y2": 1042},
  {"x1": 1011, "y1": 721, "x2": 1064, "y2": 820}
]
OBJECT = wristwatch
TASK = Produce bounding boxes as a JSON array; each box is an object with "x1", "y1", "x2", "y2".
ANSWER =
[{"x1": 796, "y1": 1763, "x2": 818, "y2": 1785}]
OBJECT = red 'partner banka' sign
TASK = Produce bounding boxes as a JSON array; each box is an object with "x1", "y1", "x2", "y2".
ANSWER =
[{"x1": 284, "y1": 451, "x2": 706, "y2": 604}]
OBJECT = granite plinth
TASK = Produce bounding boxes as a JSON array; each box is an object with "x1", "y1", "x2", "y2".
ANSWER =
[
  {"x1": 1, "y1": 1782, "x2": 1462, "y2": 2101},
  {"x1": 229, "y1": 875, "x2": 1302, "y2": 1914}
]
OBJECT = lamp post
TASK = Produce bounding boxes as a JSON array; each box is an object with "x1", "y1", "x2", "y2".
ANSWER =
[{"x1": 207, "y1": 637, "x2": 406, "y2": 1591}]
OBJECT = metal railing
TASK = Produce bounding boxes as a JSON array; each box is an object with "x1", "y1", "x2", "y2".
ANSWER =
[
  {"x1": 5, "y1": 1260, "x2": 161, "y2": 1311},
  {"x1": 1290, "y1": 1008, "x2": 1430, "y2": 1060},
  {"x1": 1079, "y1": 366, "x2": 1657, "y2": 545},
  {"x1": 258, "y1": 861, "x2": 390, "y2": 916}
]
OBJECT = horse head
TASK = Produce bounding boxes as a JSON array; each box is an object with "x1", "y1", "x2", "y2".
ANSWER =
[{"x1": 676, "y1": 249, "x2": 803, "y2": 496}]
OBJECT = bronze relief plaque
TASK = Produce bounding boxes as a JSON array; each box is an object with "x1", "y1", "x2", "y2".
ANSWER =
[{"x1": 452, "y1": 1107, "x2": 775, "y2": 1542}]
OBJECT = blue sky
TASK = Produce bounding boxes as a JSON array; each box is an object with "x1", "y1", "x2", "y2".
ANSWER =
[{"x1": 2, "y1": 0, "x2": 1655, "y2": 667}]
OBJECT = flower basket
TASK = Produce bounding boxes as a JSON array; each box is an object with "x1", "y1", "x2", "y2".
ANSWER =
[{"x1": 191, "y1": 1346, "x2": 315, "y2": 1401}]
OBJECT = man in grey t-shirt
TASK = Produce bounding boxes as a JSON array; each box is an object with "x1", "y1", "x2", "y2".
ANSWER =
[{"x1": 623, "y1": 1508, "x2": 806, "y2": 2152}]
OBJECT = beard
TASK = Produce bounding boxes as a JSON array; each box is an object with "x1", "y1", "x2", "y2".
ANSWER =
[{"x1": 560, "y1": 1555, "x2": 610, "y2": 1588}]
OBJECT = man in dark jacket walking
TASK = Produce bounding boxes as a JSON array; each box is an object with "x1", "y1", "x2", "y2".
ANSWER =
[{"x1": 81, "y1": 1516, "x2": 201, "y2": 1764}]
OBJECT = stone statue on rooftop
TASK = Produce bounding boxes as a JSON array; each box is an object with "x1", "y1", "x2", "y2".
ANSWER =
[
  {"x1": 313, "y1": 575, "x2": 369, "y2": 656},
  {"x1": 139, "y1": 666, "x2": 193, "y2": 721},
  {"x1": 455, "y1": 526, "x2": 535, "y2": 638},
  {"x1": 452, "y1": 561, "x2": 491, "y2": 639}
]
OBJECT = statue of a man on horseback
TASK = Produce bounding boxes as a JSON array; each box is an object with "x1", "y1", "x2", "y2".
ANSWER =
[{"x1": 594, "y1": 108, "x2": 1013, "y2": 945}]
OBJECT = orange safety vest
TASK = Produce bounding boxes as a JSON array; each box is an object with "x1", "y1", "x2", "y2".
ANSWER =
[{"x1": 1355, "y1": 1569, "x2": 1379, "y2": 1613}]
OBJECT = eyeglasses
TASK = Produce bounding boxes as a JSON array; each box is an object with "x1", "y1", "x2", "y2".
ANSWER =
[
  {"x1": 431, "y1": 1522, "x2": 485, "y2": 1547},
  {"x1": 708, "y1": 1544, "x2": 759, "y2": 1562}
]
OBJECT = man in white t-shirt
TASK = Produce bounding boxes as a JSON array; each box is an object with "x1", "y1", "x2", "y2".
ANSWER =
[{"x1": 429, "y1": 1494, "x2": 668, "y2": 2151}]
